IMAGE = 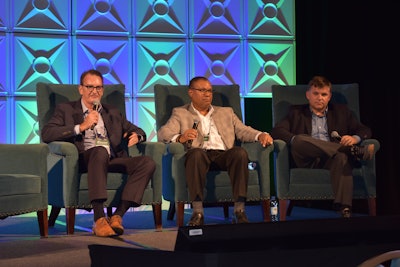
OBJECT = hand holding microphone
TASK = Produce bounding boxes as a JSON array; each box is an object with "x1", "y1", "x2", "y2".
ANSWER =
[
  {"x1": 331, "y1": 131, "x2": 342, "y2": 141},
  {"x1": 90, "y1": 100, "x2": 100, "y2": 130},
  {"x1": 186, "y1": 120, "x2": 199, "y2": 149}
]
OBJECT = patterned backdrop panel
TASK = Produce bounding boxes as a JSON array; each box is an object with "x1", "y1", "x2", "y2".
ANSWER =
[{"x1": 0, "y1": 0, "x2": 295, "y2": 144}]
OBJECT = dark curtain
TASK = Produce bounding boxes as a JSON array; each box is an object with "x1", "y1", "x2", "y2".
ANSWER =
[{"x1": 296, "y1": 1, "x2": 400, "y2": 214}]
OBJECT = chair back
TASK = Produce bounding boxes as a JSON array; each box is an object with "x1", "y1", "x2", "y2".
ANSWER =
[
  {"x1": 271, "y1": 83, "x2": 360, "y2": 125},
  {"x1": 154, "y1": 84, "x2": 242, "y2": 131},
  {"x1": 36, "y1": 82, "x2": 126, "y2": 135}
]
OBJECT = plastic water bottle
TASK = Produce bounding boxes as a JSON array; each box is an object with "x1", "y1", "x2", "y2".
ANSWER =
[{"x1": 270, "y1": 196, "x2": 279, "y2": 222}]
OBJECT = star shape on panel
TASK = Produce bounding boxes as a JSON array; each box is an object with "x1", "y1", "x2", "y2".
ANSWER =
[
  {"x1": 79, "y1": 3, "x2": 126, "y2": 31},
  {"x1": 78, "y1": 42, "x2": 127, "y2": 84},
  {"x1": 18, "y1": 103, "x2": 38, "y2": 144},
  {"x1": 195, "y1": 44, "x2": 239, "y2": 84},
  {"x1": 16, "y1": 0, "x2": 66, "y2": 29},
  {"x1": 250, "y1": 0, "x2": 291, "y2": 35},
  {"x1": 138, "y1": 1, "x2": 184, "y2": 33},
  {"x1": 196, "y1": 0, "x2": 239, "y2": 34},
  {"x1": 138, "y1": 43, "x2": 183, "y2": 88},
  {"x1": 16, "y1": 40, "x2": 65, "y2": 89},
  {"x1": 249, "y1": 45, "x2": 291, "y2": 89}
]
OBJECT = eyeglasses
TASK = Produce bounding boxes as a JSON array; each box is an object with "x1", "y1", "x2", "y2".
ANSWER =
[
  {"x1": 190, "y1": 88, "x2": 214, "y2": 94},
  {"x1": 83, "y1": 85, "x2": 104, "y2": 92}
]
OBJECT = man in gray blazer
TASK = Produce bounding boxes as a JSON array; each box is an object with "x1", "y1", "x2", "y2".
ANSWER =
[
  {"x1": 157, "y1": 76, "x2": 273, "y2": 226},
  {"x1": 270, "y1": 75, "x2": 374, "y2": 218},
  {"x1": 41, "y1": 69, "x2": 155, "y2": 237}
]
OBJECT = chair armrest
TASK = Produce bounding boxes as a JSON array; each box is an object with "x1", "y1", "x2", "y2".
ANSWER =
[
  {"x1": 0, "y1": 144, "x2": 49, "y2": 205},
  {"x1": 46, "y1": 141, "x2": 79, "y2": 207},
  {"x1": 242, "y1": 142, "x2": 273, "y2": 198},
  {"x1": 359, "y1": 139, "x2": 380, "y2": 196},
  {"x1": 272, "y1": 139, "x2": 291, "y2": 198},
  {"x1": 131, "y1": 142, "x2": 165, "y2": 202}
]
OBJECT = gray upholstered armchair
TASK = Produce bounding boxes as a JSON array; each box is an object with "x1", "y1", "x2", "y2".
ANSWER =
[
  {"x1": 271, "y1": 83, "x2": 380, "y2": 220},
  {"x1": 36, "y1": 82, "x2": 164, "y2": 234},
  {"x1": 154, "y1": 83, "x2": 273, "y2": 227},
  {"x1": 0, "y1": 143, "x2": 49, "y2": 237}
]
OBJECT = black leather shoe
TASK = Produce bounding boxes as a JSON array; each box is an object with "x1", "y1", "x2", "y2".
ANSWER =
[
  {"x1": 232, "y1": 210, "x2": 249, "y2": 224},
  {"x1": 339, "y1": 144, "x2": 374, "y2": 161},
  {"x1": 187, "y1": 212, "x2": 204, "y2": 226}
]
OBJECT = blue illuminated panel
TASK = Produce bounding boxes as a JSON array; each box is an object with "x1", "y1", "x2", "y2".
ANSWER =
[
  {"x1": 1, "y1": 0, "x2": 295, "y2": 144},
  {"x1": 246, "y1": 0, "x2": 295, "y2": 39},
  {"x1": 246, "y1": 40, "x2": 295, "y2": 97},
  {"x1": 12, "y1": 33, "x2": 71, "y2": 96},
  {"x1": 73, "y1": 0, "x2": 131, "y2": 36},
  {"x1": 135, "y1": 38, "x2": 188, "y2": 96},
  {"x1": 134, "y1": 0, "x2": 188, "y2": 37},
  {"x1": 12, "y1": 0, "x2": 70, "y2": 34},
  {"x1": 73, "y1": 36, "x2": 132, "y2": 95},
  {"x1": 190, "y1": 39, "x2": 243, "y2": 89},
  {"x1": 190, "y1": 0, "x2": 243, "y2": 38}
]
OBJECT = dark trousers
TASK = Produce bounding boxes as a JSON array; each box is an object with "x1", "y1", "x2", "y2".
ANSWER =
[
  {"x1": 184, "y1": 147, "x2": 249, "y2": 202},
  {"x1": 290, "y1": 134, "x2": 353, "y2": 206},
  {"x1": 78, "y1": 146, "x2": 155, "y2": 205}
]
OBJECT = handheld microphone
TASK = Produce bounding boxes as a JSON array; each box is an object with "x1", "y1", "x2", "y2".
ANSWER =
[
  {"x1": 90, "y1": 100, "x2": 100, "y2": 130},
  {"x1": 187, "y1": 120, "x2": 199, "y2": 149},
  {"x1": 331, "y1": 131, "x2": 342, "y2": 141}
]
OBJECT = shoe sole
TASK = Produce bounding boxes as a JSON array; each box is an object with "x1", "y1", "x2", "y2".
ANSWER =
[{"x1": 111, "y1": 227, "x2": 124, "y2": 235}]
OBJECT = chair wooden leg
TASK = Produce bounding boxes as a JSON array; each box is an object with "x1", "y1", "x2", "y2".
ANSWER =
[
  {"x1": 152, "y1": 203, "x2": 162, "y2": 231},
  {"x1": 279, "y1": 199, "x2": 289, "y2": 221},
  {"x1": 286, "y1": 200, "x2": 294, "y2": 216},
  {"x1": 48, "y1": 206, "x2": 61, "y2": 227},
  {"x1": 167, "y1": 201, "x2": 175, "y2": 221},
  {"x1": 261, "y1": 199, "x2": 271, "y2": 222},
  {"x1": 368, "y1": 197, "x2": 377, "y2": 216},
  {"x1": 223, "y1": 203, "x2": 229, "y2": 218},
  {"x1": 37, "y1": 209, "x2": 48, "y2": 237},
  {"x1": 176, "y1": 202, "x2": 185, "y2": 227},
  {"x1": 65, "y1": 207, "x2": 76, "y2": 235}
]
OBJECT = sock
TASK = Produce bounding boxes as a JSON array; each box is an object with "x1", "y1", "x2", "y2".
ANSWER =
[
  {"x1": 191, "y1": 201, "x2": 204, "y2": 214},
  {"x1": 114, "y1": 200, "x2": 132, "y2": 217},
  {"x1": 91, "y1": 200, "x2": 105, "y2": 222},
  {"x1": 234, "y1": 201, "x2": 245, "y2": 213}
]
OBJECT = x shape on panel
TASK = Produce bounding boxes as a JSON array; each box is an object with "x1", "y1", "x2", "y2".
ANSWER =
[
  {"x1": 138, "y1": 1, "x2": 184, "y2": 33},
  {"x1": 78, "y1": 42, "x2": 126, "y2": 84},
  {"x1": 250, "y1": 1, "x2": 292, "y2": 35},
  {"x1": 196, "y1": 0, "x2": 239, "y2": 34},
  {"x1": 78, "y1": 3, "x2": 126, "y2": 31},
  {"x1": 249, "y1": 45, "x2": 291, "y2": 89},
  {"x1": 138, "y1": 43, "x2": 183, "y2": 88},
  {"x1": 16, "y1": 0, "x2": 66, "y2": 29},
  {"x1": 195, "y1": 44, "x2": 239, "y2": 84},
  {"x1": 16, "y1": 40, "x2": 64, "y2": 88}
]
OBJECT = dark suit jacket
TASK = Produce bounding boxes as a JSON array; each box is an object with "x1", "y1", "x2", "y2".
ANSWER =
[
  {"x1": 270, "y1": 103, "x2": 372, "y2": 144},
  {"x1": 41, "y1": 99, "x2": 146, "y2": 158}
]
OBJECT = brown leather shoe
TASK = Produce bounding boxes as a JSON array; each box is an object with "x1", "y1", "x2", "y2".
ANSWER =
[
  {"x1": 109, "y1": 215, "x2": 124, "y2": 235},
  {"x1": 92, "y1": 217, "x2": 116, "y2": 237},
  {"x1": 341, "y1": 207, "x2": 351, "y2": 218},
  {"x1": 187, "y1": 212, "x2": 204, "y2": 226},
  {"x1": 232, "y1": 210, "x2": 249, "y2": 223}
]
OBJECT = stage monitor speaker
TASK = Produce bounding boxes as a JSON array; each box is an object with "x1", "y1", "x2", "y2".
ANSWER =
[{"x1": 175, "y1": 215, "x2": 400, "y2": 253}]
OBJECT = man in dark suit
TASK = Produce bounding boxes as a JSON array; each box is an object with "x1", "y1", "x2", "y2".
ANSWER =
[
  {"x1": 41, "y1": 69, "x2": 155, "y2": 237},
  {"x1": 157, "y1": 76, "x2": 273, "y2": 226},
  {"x1": 270, "y1": 75, "x2": 374, "y2": 218}
]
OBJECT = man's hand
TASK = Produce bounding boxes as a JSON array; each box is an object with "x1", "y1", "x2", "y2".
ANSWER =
[
  {"x1": 258, "y1": 132, "x2": 273, "y2": 147},
  {"x1": 127, "y1": 132, "x2": 139, "y2": 147}
]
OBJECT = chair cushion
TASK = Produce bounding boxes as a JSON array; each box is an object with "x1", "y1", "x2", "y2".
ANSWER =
[
  {"x1": 290, "y1": 168, "x2": 331, "y2": 184},
  {"x1": 0, "y1": 174, "x2": 41, "y2": 196}
]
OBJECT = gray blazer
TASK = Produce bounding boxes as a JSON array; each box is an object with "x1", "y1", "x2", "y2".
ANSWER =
[{"x1": 157, "y1": 103, "x2": 261, "y2": 149}]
